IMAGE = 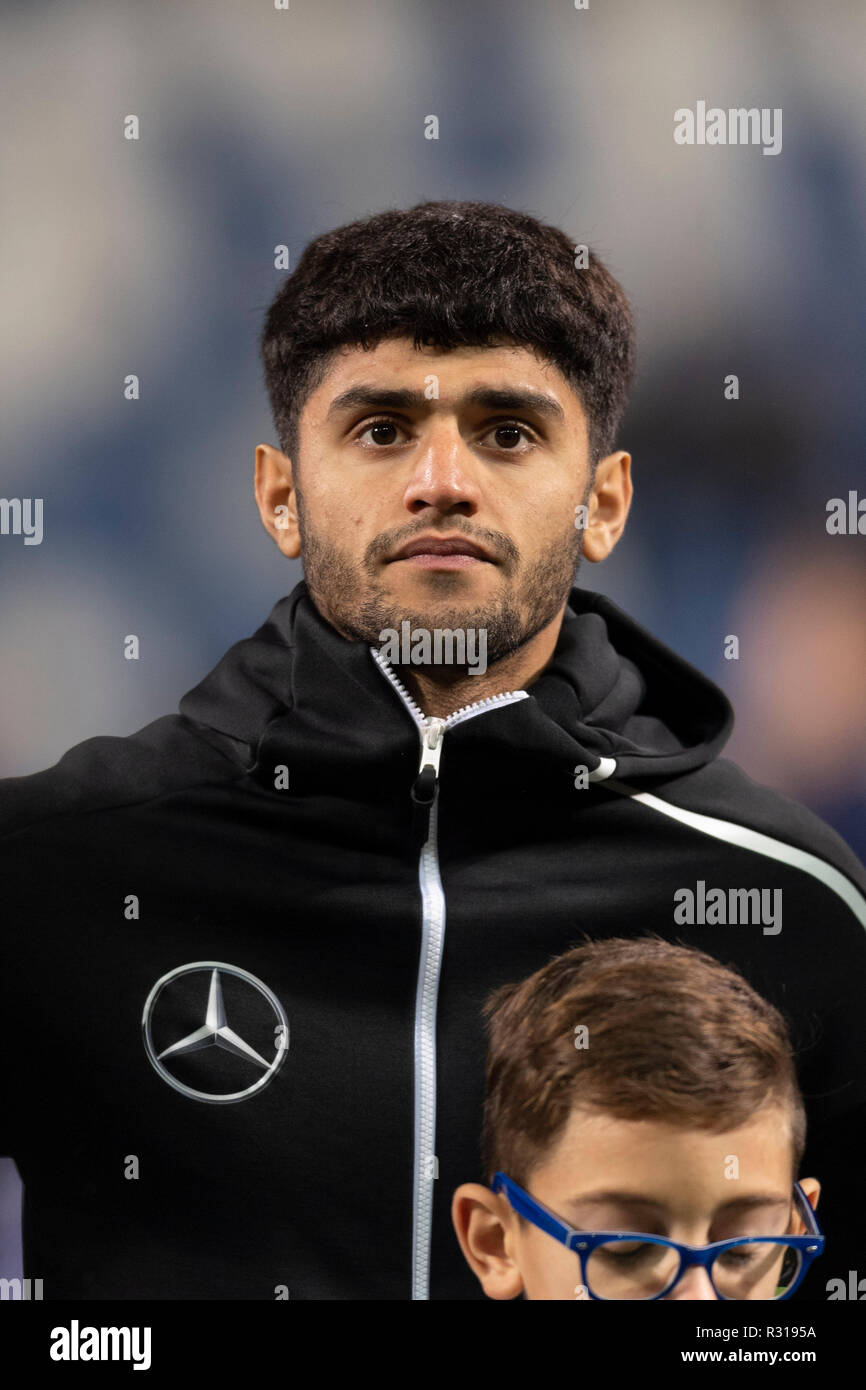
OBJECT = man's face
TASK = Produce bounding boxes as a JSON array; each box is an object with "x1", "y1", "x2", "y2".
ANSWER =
[
  {"x1": 453, "y1": 1105, "x2": 820, "y2": 1301},
  {"x1": 256, "y1": 337, "x2": 630, "y2": 668}
]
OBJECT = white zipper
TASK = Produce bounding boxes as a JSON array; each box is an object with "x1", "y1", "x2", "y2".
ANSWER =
[{"x1": 369, "y1": 645, "x2": 529, "y2": 1300}]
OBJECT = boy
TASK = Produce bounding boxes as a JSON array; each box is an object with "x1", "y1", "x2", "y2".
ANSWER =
[{"x1": 452, "y1": 937, "x2": 824, "y2": 1300}]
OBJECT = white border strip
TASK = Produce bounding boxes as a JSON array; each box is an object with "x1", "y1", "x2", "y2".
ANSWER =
[{"x1": 609, "y1": 782, "x2": 866, "y2": 930}]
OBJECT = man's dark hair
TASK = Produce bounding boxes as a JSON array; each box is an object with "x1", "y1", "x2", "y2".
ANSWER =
[{"x1": 260, "y1": 200, "x2": 636, "y2": 469}]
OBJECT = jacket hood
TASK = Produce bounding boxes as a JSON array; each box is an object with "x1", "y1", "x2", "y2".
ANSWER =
[{"x1": 177, "y1": 580, "x2": 733, "y2": 791}]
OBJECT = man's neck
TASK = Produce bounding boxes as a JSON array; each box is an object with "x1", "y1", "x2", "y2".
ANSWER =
[{"x1": 394, "y1": 606, "x2": 567, "y2": 719}]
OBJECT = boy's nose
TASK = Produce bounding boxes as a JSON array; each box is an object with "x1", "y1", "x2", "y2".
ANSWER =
[{"x1": 665, "y1": 1265, "x2": 718, "y2": 1301}]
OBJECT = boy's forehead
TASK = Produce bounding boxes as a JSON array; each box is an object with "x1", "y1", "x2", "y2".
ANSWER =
[{"x1": 534, "y1": 1103, "x2": 795, "y2": 1201}]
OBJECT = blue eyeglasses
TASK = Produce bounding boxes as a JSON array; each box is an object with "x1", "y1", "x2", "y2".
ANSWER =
[{"x1": 491, "y1": 1173, "x2": 825, "y2": 1300}]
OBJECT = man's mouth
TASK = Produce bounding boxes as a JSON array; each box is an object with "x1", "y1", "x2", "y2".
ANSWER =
[{"x1": 388, "y1": 535, "x2": 494, "y2": 569}]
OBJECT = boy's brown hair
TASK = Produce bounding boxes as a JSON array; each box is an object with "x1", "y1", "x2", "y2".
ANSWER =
[{"x1": 481, "y1": 936, "x2": 806, "y2": 1186}]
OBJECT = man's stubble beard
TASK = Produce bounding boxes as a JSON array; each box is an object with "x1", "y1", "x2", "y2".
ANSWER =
[{"x1": 295, "y1": 485, "x2": 586, "y2": 670}]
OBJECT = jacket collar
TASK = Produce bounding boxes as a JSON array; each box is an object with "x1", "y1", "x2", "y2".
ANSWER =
[{"x1": 178, "y1": 580, "x2": 733, "y2": 787}]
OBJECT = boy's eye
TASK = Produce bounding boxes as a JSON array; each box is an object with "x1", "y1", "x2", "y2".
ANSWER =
[
  {"x1": 593, "y1": 1240, "x2": 662, "y2": 1266},
  {"x1": 718, "y1": 1248, "x2": 758, "y2": 1267}
]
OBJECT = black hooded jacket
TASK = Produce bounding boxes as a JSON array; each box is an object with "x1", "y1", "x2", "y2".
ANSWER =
[{"x1": 1, "y1": 580, "x2": 864, "y2": 1300}]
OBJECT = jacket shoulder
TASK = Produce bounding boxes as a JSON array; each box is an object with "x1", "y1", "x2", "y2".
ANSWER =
[
  {"x1": 628, "y1": 756, "x2": 866, "y2": 899},
  {"x1": 0, "y1": 713, "x2": 250, "y2": 843}
]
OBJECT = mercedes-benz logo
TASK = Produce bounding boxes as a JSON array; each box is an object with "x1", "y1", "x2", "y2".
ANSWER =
[{"x1": 142, "y1": 961, "x2": 289, "y2": 1103}]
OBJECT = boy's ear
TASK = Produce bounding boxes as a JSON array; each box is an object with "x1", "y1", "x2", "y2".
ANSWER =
[
  {"x1": 790, "y1": 1177, "x2": 820, "y2": 1234},
  {"x1": 451, "y1": 1183, "x2": 524, "y2": 1300}
]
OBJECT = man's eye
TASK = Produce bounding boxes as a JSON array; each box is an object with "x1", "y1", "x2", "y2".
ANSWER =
[
  {"x1": 481, "y1": 422, "x2": 536, "y2": 450},
  {"x1": 356, "y1": 417, "x2": 407, "y2": 446},
  {"x1": 353, "y1": 418, "x2": 537, "y2": 449}
]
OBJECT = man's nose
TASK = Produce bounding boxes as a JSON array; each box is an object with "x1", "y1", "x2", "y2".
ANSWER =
[
  {"x1": 401, "y1": 423, "x2": 481, "y2": 514},
  {"x1": 665, "y1": 1264, "x2": 718, "y2": 1301}
]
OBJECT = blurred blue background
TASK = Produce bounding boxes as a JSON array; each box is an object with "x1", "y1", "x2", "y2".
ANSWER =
[{"x1": 1, "y1": 0, "x2": 865, "y2": 1285}]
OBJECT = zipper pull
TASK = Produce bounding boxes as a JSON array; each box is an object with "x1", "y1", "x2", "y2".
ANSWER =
[{"x1": 411, "y1": 717, "x2": 446, "y2": 806}]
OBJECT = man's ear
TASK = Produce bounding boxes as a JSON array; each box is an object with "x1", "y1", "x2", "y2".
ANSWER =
[
  {"x1": 582, "y1": 450, "x2": 633, "y2": 563},
  {"x1": 798, "y1": 1177, "x2": 821, "y2": 1216},
  {"x1": 451, "y1": 1183, "x2": 524, "y2": 1300},
  {"x1": 254, "y1": 443, "x2": 301, "y2": 559}
]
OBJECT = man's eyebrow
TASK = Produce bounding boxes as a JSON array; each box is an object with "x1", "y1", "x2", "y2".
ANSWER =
[
  {"x1": 325, "y1": 385, "x2": 566, "y2": 423},
  {"x1": 462, "y1": 387, "x2": 566, "y2": 423},
  {"x1": 326, "y1": 387, "x2": 424, "y2": 418}
]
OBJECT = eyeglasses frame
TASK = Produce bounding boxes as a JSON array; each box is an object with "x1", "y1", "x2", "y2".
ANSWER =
[{"x1": 490, "y1": 1171, "x2": 825, "y2": 1300}]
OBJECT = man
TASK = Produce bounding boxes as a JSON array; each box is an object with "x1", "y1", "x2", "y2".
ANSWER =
[{"x1": 1, "y1": 201, "x2": 864, "y2": 1301}]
